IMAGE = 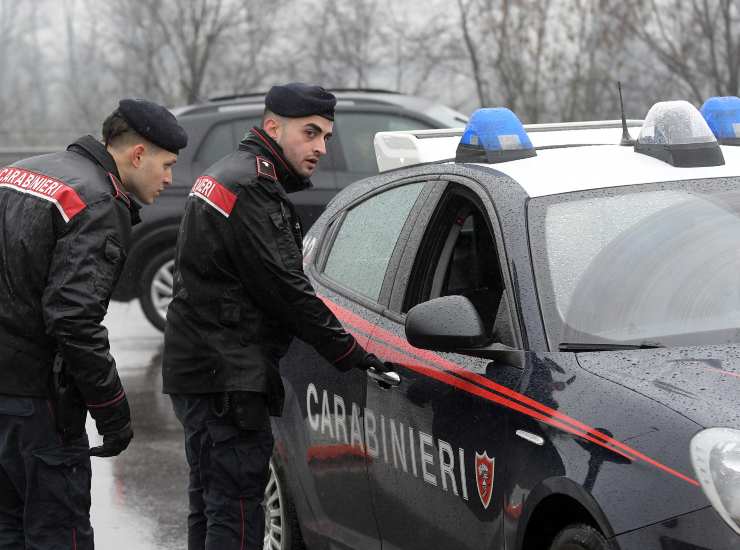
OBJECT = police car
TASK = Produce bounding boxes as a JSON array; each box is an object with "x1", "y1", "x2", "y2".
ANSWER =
[{"x1": 264, "y1": 97, "x2": 740, "y2": 550}]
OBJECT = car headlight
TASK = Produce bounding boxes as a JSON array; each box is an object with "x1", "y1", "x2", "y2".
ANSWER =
[{"x1": 690, "y1": 427, "x2": 740, "y2": 534}]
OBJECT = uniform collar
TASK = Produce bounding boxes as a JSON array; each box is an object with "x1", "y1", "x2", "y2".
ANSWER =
[
  {"x1": 239, "y1": 127, "x2": 312, "y2": 194},
  {"x1": 67, "y1": 135, "x2": 142, "y2": 225}
]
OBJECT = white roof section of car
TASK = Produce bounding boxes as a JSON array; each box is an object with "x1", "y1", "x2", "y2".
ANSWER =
[
  {"x1": 374, "y1": 119, "x2": 740, "y2": 198},
  {"x1": 374, "y1": 129, "x2": 464, "y2": 171},
  {"x1": 374, "y1": 120, "x2": 643, "y2": 172},
  {"x1": 487, "y1": 144, "x2": 740, "y2": 198}
]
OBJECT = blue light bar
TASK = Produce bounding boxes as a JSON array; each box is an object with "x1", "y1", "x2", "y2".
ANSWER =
[
  {"x1": 700, "y1": 96, "x2": 740, "y2": 145},
  {"x1": 455, "y1": 108, "x2": 536, "y2": 163}
]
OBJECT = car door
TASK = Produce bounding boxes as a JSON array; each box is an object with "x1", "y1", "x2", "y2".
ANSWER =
[
  {"x1": 276, "y1": 178, "x2": 435, "y2": 550},
  {"x1": 364, "y1": 178, "x2": 524, "y2": 550}
]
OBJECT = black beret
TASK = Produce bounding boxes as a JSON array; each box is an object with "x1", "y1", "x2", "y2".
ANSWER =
[
  {"x1": 118, "y1": 98, "x2": 188, "y2": 153},
  {"x1": 265, "y1": 83, "x2": 336, "y2": 121}
]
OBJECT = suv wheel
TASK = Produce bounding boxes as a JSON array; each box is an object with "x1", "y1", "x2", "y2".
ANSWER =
[
  {"x1": 264, "y1": 459, "x2": 304, "y2": 550},
  {"x1": 139, "y1": 249, "x2": 175, "y2": 331}
]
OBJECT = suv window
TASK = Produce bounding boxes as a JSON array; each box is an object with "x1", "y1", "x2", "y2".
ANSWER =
[
  {"x1": 404, "y1": 191, "x2": 516, "y2": 347},
  {"x1": 323, "y1": 183, "x2": 425, "y2": 302},
  {"x1": 194, "y1": 117, "x2": 260, "y2": 171},
  {"x1": 334, "y1": 113, "x2": 434, "y2": 174}
]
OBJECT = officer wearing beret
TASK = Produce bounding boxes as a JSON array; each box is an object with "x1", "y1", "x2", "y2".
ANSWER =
[
  {"x1": 163, "y1": 83, "x2": 390, "y2": 549},
  {"x1": 0, "y1": 98, "x2": 187, "y2": 549}
]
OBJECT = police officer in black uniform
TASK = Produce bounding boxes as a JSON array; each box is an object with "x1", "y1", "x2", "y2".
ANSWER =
[
  {"x1": 163, "y1": 83, "x2": 389, "y2": 550},
  {"x1": 0, "y1": 99, "x2": 187, "y2": 549}
]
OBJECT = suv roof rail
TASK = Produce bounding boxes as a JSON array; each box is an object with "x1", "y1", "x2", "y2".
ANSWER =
[
  {"x1": 325, "y1": 88, "x2": 401, "y2": 95},
  {"x1": 207, "y1": 88, "x2": 400, "y2": 103}
]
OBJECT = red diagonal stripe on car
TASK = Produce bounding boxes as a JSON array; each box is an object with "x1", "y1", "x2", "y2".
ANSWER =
[
  {"x1": 704, "y1": 366, "x2": 740, "y2": 380},
  {"x1": 322, "y1": 295, "x2": 700, "y2": 487}
]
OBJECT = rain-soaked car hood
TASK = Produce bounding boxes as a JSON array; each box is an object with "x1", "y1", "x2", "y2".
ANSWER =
[{"x1": 575, "y1": 345, "x2": 740, "y2": 428}]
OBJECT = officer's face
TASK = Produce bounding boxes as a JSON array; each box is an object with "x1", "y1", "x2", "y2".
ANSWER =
[
  {"x1": 129, "y1": 144, "x2": 178, "y2": 204},
  {"x1": 270, "y1": 115, "x2": 332, "y2": 178}
]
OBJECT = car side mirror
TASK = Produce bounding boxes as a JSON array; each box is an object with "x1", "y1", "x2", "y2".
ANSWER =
[{"x1": 405, "y1": 295, "x2": 489, "y2": 352}]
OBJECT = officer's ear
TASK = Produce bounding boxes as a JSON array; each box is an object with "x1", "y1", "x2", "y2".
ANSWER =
[
  {"x1": 130, "y1": 144, "x2": 146, "y2": 168},
  {"x1": 263, "y1": 114, "x2": 282, "y2": 141}
]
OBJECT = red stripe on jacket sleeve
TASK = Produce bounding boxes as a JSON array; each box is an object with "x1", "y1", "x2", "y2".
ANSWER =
[
  {"x1": 86, "y1": 389, "x2": 125, "y2": 409},
  {"x1": 0, "y1": 167, "x2": 86, "y2": 222},
  {"x1": 190, "y1": 175, "x2": 237, "y2": 217},
  {"x1": 333, "y1": 340, "x2": 358, "y2": 364}
]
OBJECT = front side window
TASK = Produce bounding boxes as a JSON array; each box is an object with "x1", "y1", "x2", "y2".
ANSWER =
[
  {"x1": 404, "y1": 191, "x2": 516, "y2": 347},
  {"x1": 323, "y1": 183, "x2": 425, "y2": 301},
  {"x1": 529, "y1": 178, "x2": 740, "y2": 348}
]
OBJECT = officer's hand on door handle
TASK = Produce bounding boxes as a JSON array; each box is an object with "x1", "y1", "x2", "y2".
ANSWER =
[
  {"x1": 357, "y1": 353, "x2": 389, "y2": 373},
  {"x1": 336, "y1": 346, "x2": 401, "y2": 387},
  {"x1": 361, "y1": 354, "x2": 401, "y2": 388}
]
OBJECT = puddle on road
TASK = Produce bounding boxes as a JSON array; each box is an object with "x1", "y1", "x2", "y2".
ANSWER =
[
  {"x1": 90, "y1": 456, "x2": 160, "y2": 549},
  {"x1": 87, "y1": 302, "x2": 188, "y2": 549}
]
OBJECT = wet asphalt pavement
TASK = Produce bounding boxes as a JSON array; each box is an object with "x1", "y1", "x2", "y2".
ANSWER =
[{"x1": 90, "y1": 300, "x2": 188, "y2": 549}]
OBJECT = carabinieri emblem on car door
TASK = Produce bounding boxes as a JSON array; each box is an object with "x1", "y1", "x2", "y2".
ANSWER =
[{"x1": 475, "y1": 451, "x2": 495, "y2": 509}]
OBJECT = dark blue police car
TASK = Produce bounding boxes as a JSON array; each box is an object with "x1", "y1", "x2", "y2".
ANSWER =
[{"x1": 264, "y1": 98, "x2": 740, "y2": 550}]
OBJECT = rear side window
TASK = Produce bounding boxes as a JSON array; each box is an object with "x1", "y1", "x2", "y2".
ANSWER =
[
  {"x1": 323, "y1": 183, "x2": 424, "y2": 301},
  {"x1": 335, "y1": 113, "x2": 434, "y2": 174}
]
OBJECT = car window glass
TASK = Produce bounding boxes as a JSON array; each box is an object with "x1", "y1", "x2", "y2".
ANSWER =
[
  {"x1": 194, "y1": 122, "x2": 234, "y2": 169},
  {"x1": 529, "y1": 180, "x2": 740, "y2": 347},
  {"x1": 335, "y1": 113, "x2": 434, "y2": 174},
  {"x1": 194, "y1": 118, "x2": 259, "y2": 171},
  {"x1": 324, "y1": 183, "x2": 425, "y2": 302},
  {"x1": 406, "y1": 195, "x2": 515, "y2": 347},
  {"x1": 233, "y1": 118, "x2": 261, "y2": 142}
]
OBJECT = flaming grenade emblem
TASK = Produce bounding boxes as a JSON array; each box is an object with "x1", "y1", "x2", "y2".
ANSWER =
[{"x1": 475, "y1": 451, "x2": 495, "y2": 509}]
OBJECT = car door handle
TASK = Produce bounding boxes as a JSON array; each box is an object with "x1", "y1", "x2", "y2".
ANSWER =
[{"x1": 367, "y1": 364, "x2": 401, "y2": 388}]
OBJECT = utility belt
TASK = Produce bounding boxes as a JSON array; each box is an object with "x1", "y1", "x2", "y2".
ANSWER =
[
  {"x1": 210, "y1": 391, "x2": 270, "y2": 431},
  {"x1": 49, "y1": 353, "x2": 87, "y2": 441}
]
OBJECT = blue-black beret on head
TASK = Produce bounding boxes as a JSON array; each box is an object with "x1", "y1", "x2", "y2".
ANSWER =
[
  {"x1": 118, "y1": 98, "x2": 188, "y2": 153},
  {"x1": 265, "y1": 83, "x2": 336, "y2": 121}
]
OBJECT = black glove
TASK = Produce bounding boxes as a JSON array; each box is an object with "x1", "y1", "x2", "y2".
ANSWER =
[
  {"x1": 90, "y1": 423, "x2": 134, "y2": 457},
  {"x1": 359, "y1": 353, "x2": 392, "y2": 374},
  {"x1": 88, "y1": 391, "x2": 133, "y2": 457},
  {"x1": 334, "y1": 341, "x2": 367, "y2": 372},
  {"x1": 334, "y1": 341, "x2": 392, "y2": 374}
]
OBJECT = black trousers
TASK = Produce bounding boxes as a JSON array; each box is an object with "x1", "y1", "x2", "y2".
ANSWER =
[
  {"x1": 0, "y1": 396, "x2": 92, "y2": 550},
  {"x1": 171, "y1": 394, "x2": 274, "y2": 550}
]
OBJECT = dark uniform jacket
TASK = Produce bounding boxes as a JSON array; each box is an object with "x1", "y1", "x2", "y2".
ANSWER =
[
  {"x1": 0, "y1": 136, "x2": 139, "y2": 414},
  {"x1": 163, "y1": 128, "x2": 363, "y2": 414}
]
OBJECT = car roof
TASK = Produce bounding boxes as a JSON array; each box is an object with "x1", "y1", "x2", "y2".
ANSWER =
[
  {"x1": 484, "y1": 144, "x2": 740, "y2": 198},
  {"x1": 374, "y1": 120, "x2": 644, "y2": 172},
  {"x1": 374, "y1": 120, "x2": 740, "y2": 198},
  {"x1": 172, "y1": 89, "x2": 468, "y2": 126}
]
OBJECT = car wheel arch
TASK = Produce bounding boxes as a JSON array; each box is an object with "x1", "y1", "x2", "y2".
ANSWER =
[{"x1": 516, "y1": 477, "x2": 614, "y2": 550}]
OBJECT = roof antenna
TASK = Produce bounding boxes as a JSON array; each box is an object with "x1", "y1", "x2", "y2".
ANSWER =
[{"x1": 618, "y1": 81, "x2": 634, "y2": 146}]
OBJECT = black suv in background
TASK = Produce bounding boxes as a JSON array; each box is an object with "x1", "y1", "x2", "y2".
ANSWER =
[{"x1": 111, "y1": 90, "x2": 469, "y2": 330}]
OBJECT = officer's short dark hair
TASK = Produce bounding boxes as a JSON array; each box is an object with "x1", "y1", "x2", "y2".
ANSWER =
[
  {"x1": 262, "y1": 108, "x2": 282, "y2": 127},
  {"x1": 102, "y1": 110, "x2": 147, "y2": 150}
]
